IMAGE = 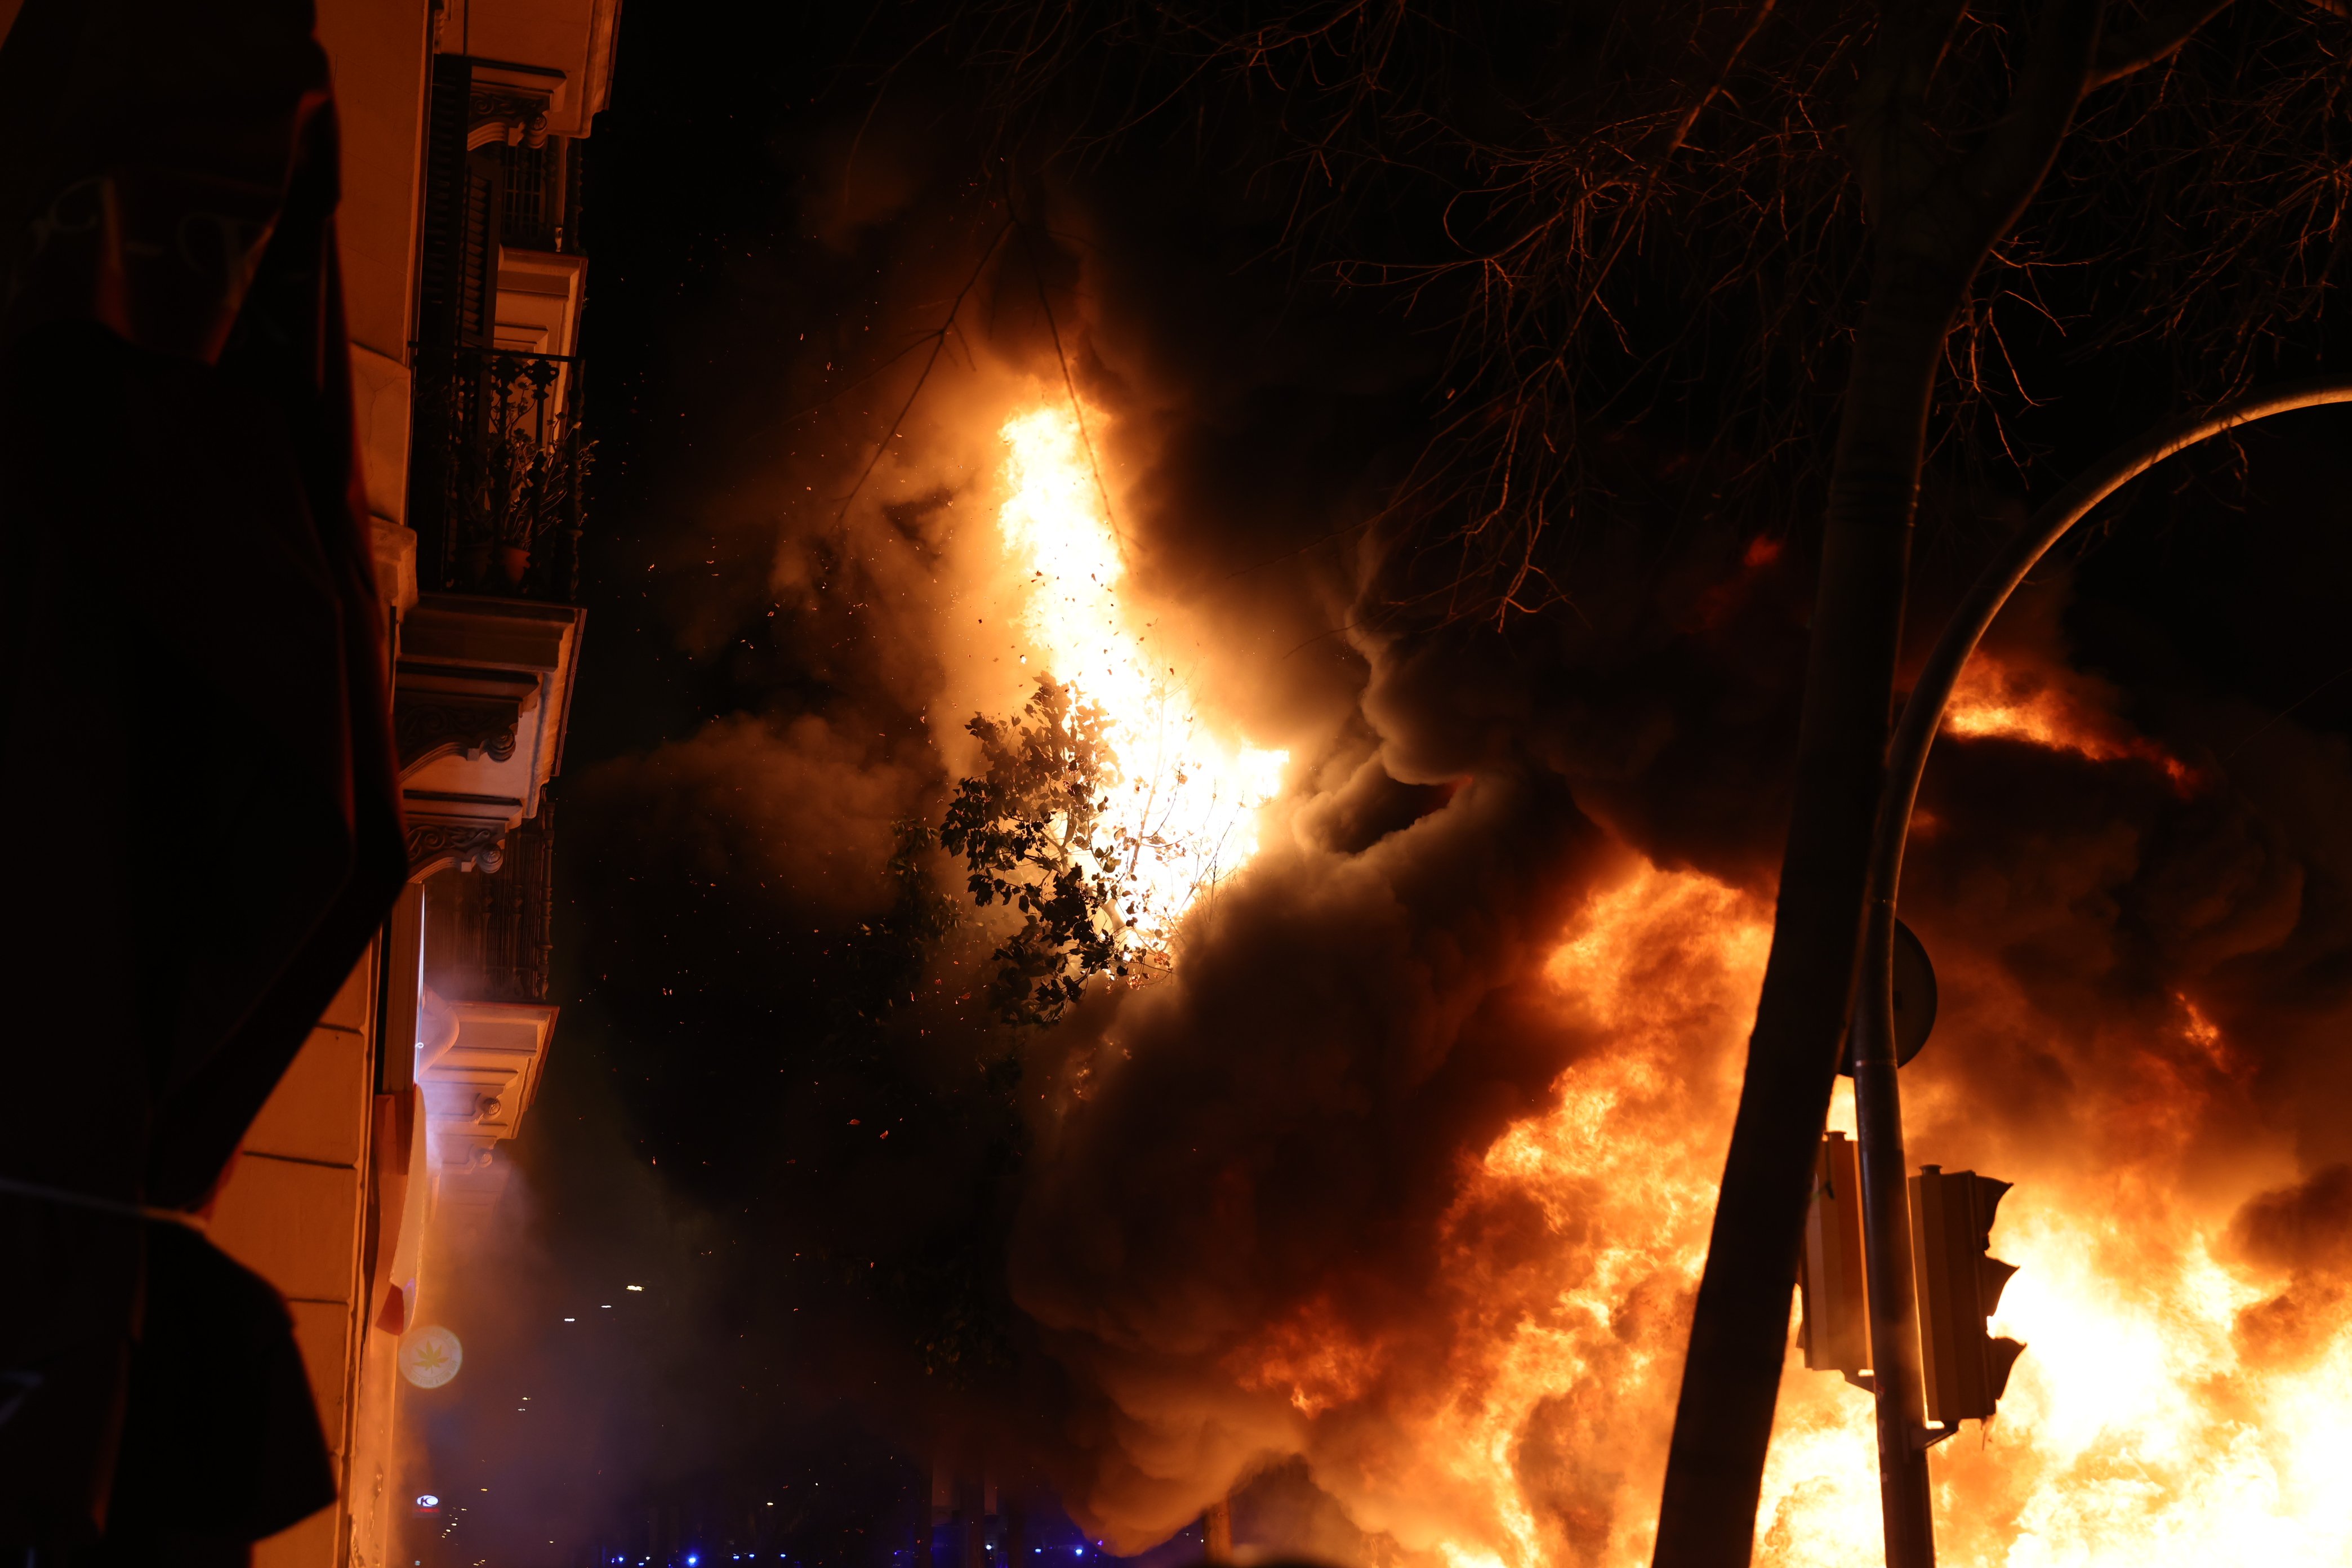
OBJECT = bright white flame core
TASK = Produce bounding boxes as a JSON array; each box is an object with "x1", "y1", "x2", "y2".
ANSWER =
[{"x1": 997, "y1": 404, "x2": 1287, "y2": 959}]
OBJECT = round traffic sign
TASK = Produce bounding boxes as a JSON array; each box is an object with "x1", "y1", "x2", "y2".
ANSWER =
[{"x1": 1841, "y1": 918, "x2": 1938, "y2": 1074}]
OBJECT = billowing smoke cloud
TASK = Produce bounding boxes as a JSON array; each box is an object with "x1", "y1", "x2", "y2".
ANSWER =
[
  {"x1": 1008, "y1": 769, "x2": 1610, "y2": 1536},
  {"x1": 994, "y1": 456, "x2": 2352, "y2": 1566},
  {"x1": 581, "y1": 713, "x2": 935, "y2": 916},
  {"x1": 446, "y1": 11, "x2": 2352, "y2": 1561}
]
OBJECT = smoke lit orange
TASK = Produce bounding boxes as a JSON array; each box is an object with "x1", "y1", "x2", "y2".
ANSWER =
[
  {"x1": 983, "y1": 408, "x2": 2341, "y2": 1568},
  {"x1": 1220, "y1": 858, "x2": 2352, "y2": 1566},
  {"x1": 1943, "y1": 656, "x2": 2197, "y2": 792}
]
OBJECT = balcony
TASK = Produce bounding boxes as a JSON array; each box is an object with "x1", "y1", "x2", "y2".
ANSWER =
[
  {"x1": 394, "y1": 593, "x2": 582, "y2": 878},
  {"x1": 407, "y1": 344, "x2": 590, "y2": 602}
]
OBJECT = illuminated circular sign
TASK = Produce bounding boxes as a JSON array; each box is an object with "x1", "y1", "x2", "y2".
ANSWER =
[
  {"x1": 399, "y1": 1325, "x2": 464, "y2": 1389},
  {"x1": 416, "y1": 1494, "x2": 439, "y2": 1509}
]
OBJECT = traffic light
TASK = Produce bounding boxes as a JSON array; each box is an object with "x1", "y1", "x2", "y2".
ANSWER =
[
  {"x1": 1908, "y1": 1166, "x2": 2025, "y2": 1424},
  {"x1": 1798, "y1": 1132, "x2": 1871, "y2": 1376}
]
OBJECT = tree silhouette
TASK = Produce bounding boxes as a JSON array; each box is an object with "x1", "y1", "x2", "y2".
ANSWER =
[{"x1": 939, "y1": 679, "x2": 1131, "y2": 1026}]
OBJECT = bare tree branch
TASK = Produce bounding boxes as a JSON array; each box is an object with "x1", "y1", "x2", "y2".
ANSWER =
[
  {"x1": 832, "y1": 217, "x2": 1013, "y2": 526},
  {"x1": 1956, "y1": 0, "x2": 2109, "y2": 242},
  {"x1": 2091, "y1": 0, "x2": 2238, "y2": 88},
  {"x1": 1006, "y1": 187, "x2": 1124, "y2": 554},
  {"x1": 949, "y1": 0, "x2": 2352, "y2": 625}
]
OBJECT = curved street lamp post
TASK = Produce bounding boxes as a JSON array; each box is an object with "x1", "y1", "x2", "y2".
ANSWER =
[{"x1": 1850, "y1": 375, "x2": 2352, "y2": 1567}]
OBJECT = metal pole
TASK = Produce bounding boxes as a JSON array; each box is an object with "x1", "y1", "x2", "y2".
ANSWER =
[
  {"x1": 1854, "y1": 374, "x2": 2352, "y2": 1568},
  {"x1": 1852, "y1": 905, "x2": 1933, "y2": 1565}
]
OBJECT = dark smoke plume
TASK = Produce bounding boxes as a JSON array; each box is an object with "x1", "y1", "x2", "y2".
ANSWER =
[{"x1": 415, "y1": 7, "x2": 2352, "y2": 1561}]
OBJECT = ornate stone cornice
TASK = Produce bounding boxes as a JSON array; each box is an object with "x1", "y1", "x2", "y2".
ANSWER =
[
  {"x1": 393, "y1": 657, "x2": 538, "y2": 782},
  {"x1": 464, "y1": 60, "x2": 568, "y2": 151},
  {"x1": 468, "y1": 90, "x2": 550, "y2": 151},
  {"x1": 405, "y1": 820, "x2": 505, "y2": 876},
  {"x1": 395, "y1": 689, "x2": 522, "y2": 773},
  {"x1": 395, "y1": 596, "x2": 579, "y2": 880}
]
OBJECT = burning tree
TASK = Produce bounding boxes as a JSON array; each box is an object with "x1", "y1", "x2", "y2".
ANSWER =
[
  {"x1": 941, "y1": 665, "x2": 1273, "y2": 1025},
  {"x1": 949, "y1": 0, "x2": 2352, "y2": 1557},
  {"x1": 937, "y1": 407, "x2": 1288, "y2": 1027},
  {"x1": 940, "y1": 676, "x2": 1138, "y2": 1025}
]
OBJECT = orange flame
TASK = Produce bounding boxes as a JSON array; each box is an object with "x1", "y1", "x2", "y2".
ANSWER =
[
  {"x1": 977, "y1": 399, "x2": 2333, "y2": 1563},
  {"x1": 995, "y1": 403, "x2": 1288, "y2": 961},
  {"x1": 1239, "y1": 1295, "x2": 1392, "y2": 1419},
  {"x1": 1227, "y1": 860, "x2": 2352, "y2": 1566},
  {"x1": 1942, "y1": 656, "x2": 2197, "y2": 792}
]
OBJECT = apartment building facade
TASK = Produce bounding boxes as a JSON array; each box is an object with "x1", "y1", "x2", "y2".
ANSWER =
[{"x1": 199, "y1": 4, "x2": 619, "y2": 1564}]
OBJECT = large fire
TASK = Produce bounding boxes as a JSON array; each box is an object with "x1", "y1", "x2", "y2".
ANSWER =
[
  {"x1": 994, "y1": 403, "x2": 1288, "y2": 961},
  {"x1": 1223, "y1": 852, "x2": 2352, "y2": 1566},
  {"x1": 984, "y1": 399, "x2": 2346, "y2": 1563}
]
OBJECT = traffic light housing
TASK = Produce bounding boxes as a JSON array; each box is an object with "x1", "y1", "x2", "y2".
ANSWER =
[
  {"x1": 1908, "y1": 1166, "x2": 2025, "y2": 1424},
  {"x1": 1798, "y1": 1132, "x2": 1871, "y2": 1375}
]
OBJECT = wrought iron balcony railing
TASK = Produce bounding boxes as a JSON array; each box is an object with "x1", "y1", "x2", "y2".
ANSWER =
[
  {"x1": 424, "y1": 803, "x2": 556, "y2": 1003},
  {"x1": 408, "y1": 345, "x2": 592, "y2": 602}
]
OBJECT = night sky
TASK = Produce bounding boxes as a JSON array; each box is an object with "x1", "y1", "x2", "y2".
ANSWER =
[{"x1": 400, "y1": 4, "x2": 2352, "y2": 1565}]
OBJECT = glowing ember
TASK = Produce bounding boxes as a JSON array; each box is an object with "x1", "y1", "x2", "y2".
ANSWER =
[
  {"x1": 995, "y1": 403, "x2": 1287, "y2": 964},
  {"x1": 1227, "y1": 860, "x2": 2352, "y2": 1567},
  {"x1": 1943, "y1": 656, "x2": 2196, "y2": 792}
]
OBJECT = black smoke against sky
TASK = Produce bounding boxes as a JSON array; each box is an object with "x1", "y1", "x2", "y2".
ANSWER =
[{"x1": 406, "y1": 2, "x2": 2352, "y2": 1562}]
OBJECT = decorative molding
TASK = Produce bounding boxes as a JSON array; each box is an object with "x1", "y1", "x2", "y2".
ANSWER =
[
  {"x1": 400, "y1": 597, "x2": 581, "y2": 826},
  {"x1": 406, "y1": 820, "x2": 506, "y2": 876},
  {"x1": 395, "y1": 689, "x2": 523, "y2": 773},
  {"x1": 417, "y1": 999, "x2": 560, "y2": 1219},
  {"x1": 395, "y1": 598, "x2": 578, "y2": 882},
  {"x1": 467, "y1": 92, "x2": 550, "y2": 152},
  {"x1": 465, "y1": 61, "x2": 568, "y2": 151}
]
